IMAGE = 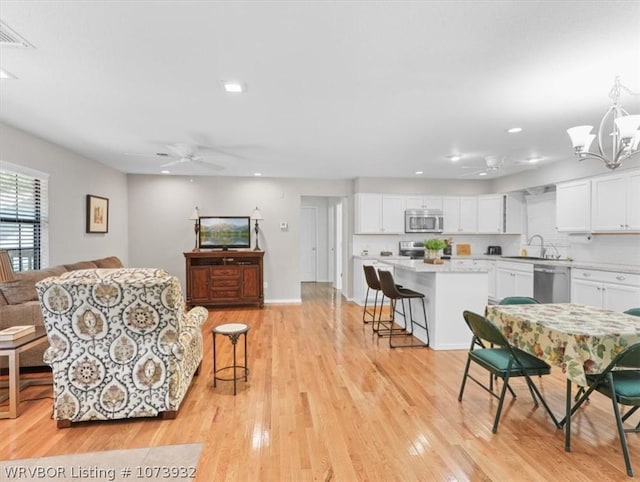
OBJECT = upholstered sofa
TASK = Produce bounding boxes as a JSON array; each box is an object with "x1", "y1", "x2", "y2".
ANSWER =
[
  {"x1": 36, "y1": 267, "x2": 207, "y2": 426},
  {"x1": 0, "y1": 256, "x2": 124, "y2": 370}
]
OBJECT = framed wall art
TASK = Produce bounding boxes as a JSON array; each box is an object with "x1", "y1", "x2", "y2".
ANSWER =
[{"x1": 86, "y1": 194, "x2": 109, "y2": 233}]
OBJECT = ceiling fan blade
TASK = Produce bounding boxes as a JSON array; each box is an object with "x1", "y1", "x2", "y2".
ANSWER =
[
  {"x1": 193, "y1": 159, "x2": 224, "y2": 171},
  {"x1": 160, "y1": 158, "x2": 189, "y2": 168},
  {"x1": 165, "y1": 143, "x2": 196, "y2": 158}
]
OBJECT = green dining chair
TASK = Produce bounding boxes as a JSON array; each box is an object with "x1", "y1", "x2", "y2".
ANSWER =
[
  {"x1": 568, "y1": 342, "x2": 640, "y2": 477},
  {"x1": 624, "y1": 307, "x2": 640, "y2": 317},
  {"x1": 458, "y1": 310, "x2": 560, "y2": 433},
  {"x1": 499, "y1": 296, "x2": 540, "y2": 305}
]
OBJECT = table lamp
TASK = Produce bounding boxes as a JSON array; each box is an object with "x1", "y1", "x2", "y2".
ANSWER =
[
  {"x1": 251, "y1": 207, "x2": 263, "y2": 251},
  {"x1": 189, "y1": 207, "x2": 200, "y2": 250}
]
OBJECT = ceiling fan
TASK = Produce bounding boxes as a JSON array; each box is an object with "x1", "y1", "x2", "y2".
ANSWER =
[
  {"x1": 460, "y1": 156, "x2": 536, "y2": 177},
  {"x1": 124, "y1": 143, "x2": 233, "y2": 170}
]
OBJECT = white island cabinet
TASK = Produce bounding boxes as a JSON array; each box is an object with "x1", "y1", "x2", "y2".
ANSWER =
[{"x1": 379, "y1": 259, "x2": 488, "y2": 350}]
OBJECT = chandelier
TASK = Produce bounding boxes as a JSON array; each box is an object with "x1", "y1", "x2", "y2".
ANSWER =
[{"x1": 567, "y1": 76, "x2": 640, "y2": 170}]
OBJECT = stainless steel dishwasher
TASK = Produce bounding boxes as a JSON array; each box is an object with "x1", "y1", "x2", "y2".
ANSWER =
[{"x1": 533, "y1": 264, "x2": 570, "y2": 303}]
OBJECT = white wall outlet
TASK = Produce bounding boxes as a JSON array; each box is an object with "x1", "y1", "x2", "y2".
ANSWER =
[{"x1": 280, "y1": 221, "x2": 288, "y2": 231}]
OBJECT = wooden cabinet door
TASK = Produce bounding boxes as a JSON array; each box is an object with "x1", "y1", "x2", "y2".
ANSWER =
[
  {"x1": 591, "y1": 174, "x2": 627, "y2": 231},
  {"x1": 459, "y1": 197, "x2": 478, "y2": 233},
  {"x1": 241, "y1": 265, "x2": 260, "y2": 298},
  {"x1": 571, "y1": 278, "x2": 602, "y2": 306},
  {"x1": 381, "y1": 195, "x2": 404, "y2": 233},
  {"x1": 556, "y1": 180, "x2": 591, "y2": 232},
  {"x1": 603, "y1": 283, "x2": 640, "y2": 312},
  {"x1": 355, "y1": 193, "x2": 382, "y2": 233},
  {"x1": 477, "y1": 195, "x2": 502, "y2": 233},
  {"x1": 190, "y1": 266, "x2": 211, "y2": 302},
  {"x1": 627, "y1": 171, "x2": 640, "y2": 230}
]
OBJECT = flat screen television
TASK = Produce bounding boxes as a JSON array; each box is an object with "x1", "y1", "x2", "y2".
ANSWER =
[{"x1": 198, "y1": 216, "x2": 251, "y2": 250}]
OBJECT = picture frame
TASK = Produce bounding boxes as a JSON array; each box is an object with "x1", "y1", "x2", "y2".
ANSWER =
[{"x1": 86, "y1": 195, "x2": 109, "y2": 233}]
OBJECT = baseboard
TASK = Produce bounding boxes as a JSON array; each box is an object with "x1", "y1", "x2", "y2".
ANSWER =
[{"x1": 264, "y1": 298, "x2": 302, "y2": 305}]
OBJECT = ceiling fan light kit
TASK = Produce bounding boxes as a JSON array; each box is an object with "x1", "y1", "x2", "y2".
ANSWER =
[{"x1": 567, "y1": 76, "x2": 640, "y2": 170}]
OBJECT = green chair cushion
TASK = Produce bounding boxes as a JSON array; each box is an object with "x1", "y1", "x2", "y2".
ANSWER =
[
  {"x1": 587, "y1": 371, "x2": 640, "y2": 405},
  {"x1": 470, "y1": 347, "x2": 551, "y2": 377}
]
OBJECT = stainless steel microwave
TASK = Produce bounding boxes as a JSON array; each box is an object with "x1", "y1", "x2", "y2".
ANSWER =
[{"x1": 405, "y1": 209, "x2": 444, "y2": 233}]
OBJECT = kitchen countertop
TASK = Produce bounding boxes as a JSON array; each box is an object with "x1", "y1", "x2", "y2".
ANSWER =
[
  {"x1": 367, "y1": 258, "x2": 488, "y2": 273},
  {"x1": 353, "y1": 254, "x2": 640, "y2": 275}
]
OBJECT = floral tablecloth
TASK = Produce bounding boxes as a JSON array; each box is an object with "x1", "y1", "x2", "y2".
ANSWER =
[{"x1": 485, "y1": 303, "x2": 640, "y2": 386}]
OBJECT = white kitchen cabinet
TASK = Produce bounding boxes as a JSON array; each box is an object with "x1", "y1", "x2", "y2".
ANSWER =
[
  {"x1": 477, "y1": 195, "x2": 502, "y2": 233},
  {"x1": 591, "y1": 170, "x2": 640, "y2": 232},
  {"x1": 443, "y1": 197, "x2": 477, "y2": 233},
  {"x1": 354, "y1": 193, "x2": 404, "y2": 234},
  {"x1": 404, "y1": 196, "x2": 443, "y2": 210},
  {"x1": 571, "y1": 268, "x2": 640, "y2": 312},
  {"x1": 486, "y1": 260, "x2": 497, "y2": 300},
  {"x1": 476, "y1": 193, "x2": 524, "y2": 234},
  {"x1": 496, "y1": 260, "x2": 534, "y2": 300},
  {"x1": 450, "y1": 258, "x2": 496, "y2": 301},
  {"x1": 556, "y1": 179, "x2": 591, "y2": 232}
]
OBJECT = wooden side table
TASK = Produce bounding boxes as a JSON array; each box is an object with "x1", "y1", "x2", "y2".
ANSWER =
[{"x1": 0, "y1": 327, "x2": 51, "y2": 419}]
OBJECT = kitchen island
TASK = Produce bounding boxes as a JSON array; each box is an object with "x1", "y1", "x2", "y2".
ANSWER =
[{"x1": 376, "y1": 259, "x2": 488, "y2": 350}]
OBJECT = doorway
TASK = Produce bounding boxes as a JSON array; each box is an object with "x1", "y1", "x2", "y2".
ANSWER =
[{"x1": 300, "y1": 206, "x2": 318, "y2": 282}]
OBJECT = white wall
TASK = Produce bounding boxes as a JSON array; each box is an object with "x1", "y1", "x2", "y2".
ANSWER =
[
  {"x1": 0, "y1": 123, "x2": 128, "y2": 266},
  {"x1": 127, "y1": 175, "x2": 353, "y2": 303}
]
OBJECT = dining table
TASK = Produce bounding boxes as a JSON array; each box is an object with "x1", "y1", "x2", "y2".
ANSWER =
[{"x1": 485, "y1": 302, "x2": 640, "y2": 451}]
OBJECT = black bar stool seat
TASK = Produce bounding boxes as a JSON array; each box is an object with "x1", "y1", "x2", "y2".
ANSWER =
[{"x1": 378, "y1": 270, "x2": 430, "y2": 348}]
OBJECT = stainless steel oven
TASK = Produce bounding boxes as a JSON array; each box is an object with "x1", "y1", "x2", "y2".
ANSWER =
[{"x1": 404, "y1": 209, "x2": 444, "y2": 233}]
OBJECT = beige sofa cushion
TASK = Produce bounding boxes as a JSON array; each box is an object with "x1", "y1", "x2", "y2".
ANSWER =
[
  {"x1": 64, "y1": 261, "x2": 98, "y2": 271},
  {"x1": 92, "y1": 256, "x2": 124, "y2": 268},
  {"x1": 0, "y1": 279, "x2": 38, "y2": 304}
]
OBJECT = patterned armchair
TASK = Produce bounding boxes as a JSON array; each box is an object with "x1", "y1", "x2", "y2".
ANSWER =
[{"x1": 36, "y1": 268, "x2": 207, "y2": 427}]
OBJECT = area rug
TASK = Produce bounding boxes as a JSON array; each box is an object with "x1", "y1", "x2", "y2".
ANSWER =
[{"x1": 0, "y1": 443, "x2": 202, "y2": 482}]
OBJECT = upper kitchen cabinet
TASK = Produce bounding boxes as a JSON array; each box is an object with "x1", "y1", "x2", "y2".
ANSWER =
[
  {"x1": 476, "y1": 193, "x2": 524, "y2": 234},
  {"x1": 591, "y1": 170, "x2": 640, "y2": 232},
  {"x1": 354, "y1": 193, "x2": 404, "y2": 234},
  {"x1": 404, "y1": 196, "x2": 443, "y2": 210},
  {"x1": 556, "y1": 179, "x2": 591, "y2": 232},
  {"x1": 443, "y1": 197, "x2": 477, "y2": 233}
]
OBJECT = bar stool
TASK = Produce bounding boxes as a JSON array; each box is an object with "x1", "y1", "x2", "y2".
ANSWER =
[
  {"x1": 363, "y1": 265, "x2": 384, "y2": 325},
  {"x1": 212, "y1": 323, "x2": 249, "y2": 395},
  {"x1": 377, "y1": 270, "x2": 429, "y2": 348}
]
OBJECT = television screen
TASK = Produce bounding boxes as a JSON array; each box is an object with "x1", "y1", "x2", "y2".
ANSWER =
[{"x1": 199, "y1": 216, "x2": 251, "y2": 250}]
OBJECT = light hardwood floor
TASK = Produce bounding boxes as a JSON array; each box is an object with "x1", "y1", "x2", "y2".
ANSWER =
[{"x1": 1, "y1": 282, "x2": 639, "y2": 480}]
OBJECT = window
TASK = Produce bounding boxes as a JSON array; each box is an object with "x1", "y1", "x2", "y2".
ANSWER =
[{"x1": 0, "y1": 162, "x2": 49, "y2": 271}]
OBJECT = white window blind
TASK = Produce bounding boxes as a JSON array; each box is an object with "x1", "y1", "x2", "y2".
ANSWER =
[{"x1": 0, "y1": 162, "x2": 49, "y2": 271}]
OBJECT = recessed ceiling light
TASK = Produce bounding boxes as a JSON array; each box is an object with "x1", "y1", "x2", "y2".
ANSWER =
[
  {"x1": 254, "y1": 172, "x2": 262, "y2": 176},
  {"x1": 161, "y1": 170, "x2": 170, "y2": 174},
  {"x1": 506, "y1": 127, "x2": 523, "y2": 134},
  {"x1": 527, "y1": 156, "x2": 542, "y2": 163},
  {"x1": 0, "y1": 68, "x2": 16, "y2": 79},
  {"x1": 223, "y1": 81, "x2": 245, "y2": 93},
  {"x1": 478, "y1": 172, "x2": 488, "y2": 176},
  {"x1": 446, "y1": 155, "x2": 462, "y2": 162},
  {"x1": 415, "y1": 171, "x2": 423, "y2": 175}
]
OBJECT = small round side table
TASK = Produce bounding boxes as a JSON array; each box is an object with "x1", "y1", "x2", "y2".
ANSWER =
[{"x1": 212, "y1": 323, "x2": 250, "y2": 395}]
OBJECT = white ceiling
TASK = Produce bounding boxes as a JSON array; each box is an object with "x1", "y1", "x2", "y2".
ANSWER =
[{"x1": 1, "y1": 1, "x2": 639, "y2": 180}]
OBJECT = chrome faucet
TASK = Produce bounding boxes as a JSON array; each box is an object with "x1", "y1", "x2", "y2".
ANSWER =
[{"x1": 527, "y1": 234, "x2": 546, "y2": 258}]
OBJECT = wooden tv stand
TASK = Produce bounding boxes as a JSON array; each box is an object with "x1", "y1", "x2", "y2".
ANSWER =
[{"x1": 184, "y1": 250, "x2": 264, "y2": 308}]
